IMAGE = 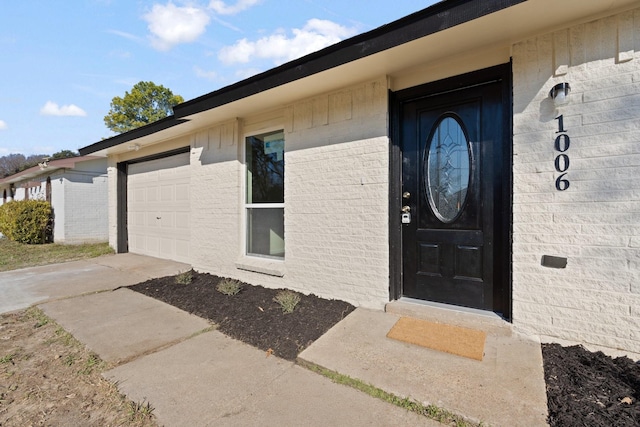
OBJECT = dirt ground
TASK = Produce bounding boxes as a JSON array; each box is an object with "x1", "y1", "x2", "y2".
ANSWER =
[
  {"x1": 3, "y1": 269, "x2": 639, "y2": 426},
  {"x1": 0, "y1": 308, "x2": 156, "y2": 426}
]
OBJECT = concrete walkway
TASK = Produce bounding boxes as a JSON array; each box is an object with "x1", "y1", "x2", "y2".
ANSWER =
[
  {"x1": 1, "y1": 254, "x2": 549, "y2": 426},
  {"x1": 300, "y1": 304, "x2": 549, "y2": 426},
  {"x1": 2, "y1": 254, "x2": 439, "y2": 426}
]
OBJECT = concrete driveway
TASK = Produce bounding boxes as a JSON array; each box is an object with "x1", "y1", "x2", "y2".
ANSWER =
[{"x1": 0, "y1": 253, "x2": 190, "y2": 314}]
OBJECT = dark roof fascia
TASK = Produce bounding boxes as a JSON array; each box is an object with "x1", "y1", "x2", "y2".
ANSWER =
[
  {"x1": 174, "y1": 0, "x2": 525, "y2": 118},
  {"x1": 79, "y1": 116, "x2": 189, "y2": 156}
]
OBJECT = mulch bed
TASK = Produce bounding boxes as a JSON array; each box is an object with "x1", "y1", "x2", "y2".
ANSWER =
[
  {"x1": 128, "y1": 270, "x2": 354, "y2": 361},
  {"x1": 129, "y1": 271, "x2": 640, "y2": 425},
  {"x1": 543, "y1": 343, "x2": 640, "y2": 427}
]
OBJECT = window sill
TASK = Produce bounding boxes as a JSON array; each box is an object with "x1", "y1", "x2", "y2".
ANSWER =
[{"x1": 235, "y1": 256, "x2": 285, "y2": 277}]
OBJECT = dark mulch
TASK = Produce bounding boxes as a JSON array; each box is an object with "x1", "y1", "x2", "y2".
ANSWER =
[
  {"x1": 543, "y1": 343, "x2": 640, "y2": 427},
  {"x1": 129, "y1": 271, "x2": 640, "y2": 425},
  {"x1": 128, "y1": 270, "x2": 354, "y2": 361}
]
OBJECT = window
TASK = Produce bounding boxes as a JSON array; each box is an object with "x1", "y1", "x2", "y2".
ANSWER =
[
  {"x1": 245, "y1": 130, "x2": 284, "y2": 259},
  {"x1": 425, "y1": 115, "x2": 471, "y2": 223}
]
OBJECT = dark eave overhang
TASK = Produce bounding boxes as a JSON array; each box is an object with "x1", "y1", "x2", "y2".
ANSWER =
[
  {"x1": 174, "y1": 0, "x2": 525, "y2": 118},
  {"x1": 79, "y1": 116, "x2": 189, "y2": 156}
]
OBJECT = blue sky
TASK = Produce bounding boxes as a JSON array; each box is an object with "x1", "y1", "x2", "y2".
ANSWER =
[{"x1": 0, "y1": 0, "x2": 437, "y2": 157}]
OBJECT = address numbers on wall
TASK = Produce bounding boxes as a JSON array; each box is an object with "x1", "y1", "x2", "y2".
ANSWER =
[{"x1": 554, "y1": 115, "x2": 570, "y2": 191}]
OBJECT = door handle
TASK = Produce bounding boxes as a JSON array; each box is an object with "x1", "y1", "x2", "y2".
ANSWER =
[{"x1": 401, "y1": 205, "x2": 411, "y2": 213}]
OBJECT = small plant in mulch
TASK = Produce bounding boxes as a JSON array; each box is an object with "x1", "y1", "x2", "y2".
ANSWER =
[
  {"x1": 128, "y1": 271, "x2": 356, "y2": 360},
  {"x1": 273, "y1": 290, "x2": 301, "y2": 314},
  {"x1": 216, "y1": 278, "x2": 242, "y2": 296},
  {"x1": 174, "y1": 270, "x2": 193, "y2": 285}
]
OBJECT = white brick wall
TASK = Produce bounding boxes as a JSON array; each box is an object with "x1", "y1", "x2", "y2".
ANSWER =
[
  {"x1": 190, "y1": 78, "x2": 390, "y2": 308},
  {"x1": 511, "y1": 8, "x2": 640, "y2": 355},
  {"x1": 106, "y1": 160, "x2": 119, "y2": 251},
  {"x1": 190, "y1": 119, "x2": 243, "y2": 275},
  {"x1": 62, "y1": 171, "x2": 108, "y2": 243}
]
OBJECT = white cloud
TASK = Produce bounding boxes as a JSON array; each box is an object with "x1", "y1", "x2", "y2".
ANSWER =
[
  {"x1": 108, "y1": 29, "x2": 145, "y2": 43},
  {"x1": 40, "y1": 101, "x2": 87, "y2": 117},
  {"x1": 194, "y1": 66, "x2": 217, "y2": 81},
  {"x1": 144, "y1": 2, "x2": 210, "y2": 51},
  {"x1": 218, "y1": 19, "x2": 357, "y2": 65},
  {"x1": 0, "y1": 120, "x2": 7, "y2": 130},
  {"x1": 208, "y1": 0, "x2": 261, "y2": 15},
  {"x1": 109, "y1": 49, "x2": 132, "y2": 59}
]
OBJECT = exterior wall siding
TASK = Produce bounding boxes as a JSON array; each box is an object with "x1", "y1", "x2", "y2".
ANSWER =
[
  {"x1": 62, "y1": 171, "x2": 108, "y2": 243},
  {"x1": 51, "y1": 173, "x2": 66, "y2": 241},
  {"x1": 511, "y1": 8, "x2": 640, "y2": 355},
  {"x1": 190, "y1": 77, "x2": 390, "y2": 308},
  {"x1": 106, "y1": 159, "x2": 119, "y2": 251}
]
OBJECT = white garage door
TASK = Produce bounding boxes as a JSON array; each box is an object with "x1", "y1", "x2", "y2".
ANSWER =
[{"x1": 127, "y1": 152, "x2": 190, "y2": 263}]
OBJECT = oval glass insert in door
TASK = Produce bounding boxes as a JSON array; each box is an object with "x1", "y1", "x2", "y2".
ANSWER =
[{"x1": 425, "y1": 115, "x2": 471, "y2": 223}]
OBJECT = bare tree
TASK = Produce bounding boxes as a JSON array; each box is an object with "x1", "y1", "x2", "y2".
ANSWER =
[{"x1": 0, "y1": 153, "x2": 50, "y2": 178}]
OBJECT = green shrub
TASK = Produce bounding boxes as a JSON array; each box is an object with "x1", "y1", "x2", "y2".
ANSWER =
[
  {"x1": 175, "y1": 270, "x2": 193, "y2": 285},
  {"x1": 0, "y1": 200, "x2": 53, "y2": 244},
  {"x1": 273, "y1": 290, "x2": 301, "y2": 314},
  {"x1": 216, "y1": 278, "x2": 242, "y2": 296}
]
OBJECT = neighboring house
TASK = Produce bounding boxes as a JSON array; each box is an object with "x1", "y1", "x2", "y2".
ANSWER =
[
  {"x1": 0, "y1": 156, "x2": 108, "y2": 244},
  {"x1": 79, "y1": 0, "x2": 640, "y2": 357}
]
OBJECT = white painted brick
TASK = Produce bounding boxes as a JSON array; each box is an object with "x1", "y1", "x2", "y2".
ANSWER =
[
  {"x1": 583, "y1": 82, "x2": 640, "y2": 102},
  {"x1": 512, "y1": 7, "x2": 640, "y2": 356},
  {"x1": 186, "y1": 78, "x2": 390, "y2": 309}
]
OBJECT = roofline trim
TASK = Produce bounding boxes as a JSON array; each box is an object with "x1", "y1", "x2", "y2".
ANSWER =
[
  {"x1": 79, "y1": 116, "x2": 189, "y2": 156},
  {"x1": 174, "y1": 0, "x2": 524, "y2": 118},
  {"x1": 79, "y1": 0, "x2": 524, "y2": 155},
  {"x1": 0, "y1": 155, "x2": 104, "y2": 185}
]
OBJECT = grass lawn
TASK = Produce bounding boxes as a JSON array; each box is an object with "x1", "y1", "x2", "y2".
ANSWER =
[{"x1": 0, "y1": 237, "x2": 114, "y2": 272}]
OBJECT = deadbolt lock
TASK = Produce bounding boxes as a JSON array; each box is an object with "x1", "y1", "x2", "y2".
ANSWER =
[{"x1": 402, "y1": 191, "x2": 411, "y2": 199}]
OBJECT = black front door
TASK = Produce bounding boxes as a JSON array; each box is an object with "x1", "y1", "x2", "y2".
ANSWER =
[{"x1": 399, "y1": 69, "x2": 508, "y2": 313}]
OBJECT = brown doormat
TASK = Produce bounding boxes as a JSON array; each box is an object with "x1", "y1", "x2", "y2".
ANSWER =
[{"x1": 386, "y1": 317, "x2": 486, "y2": 361}]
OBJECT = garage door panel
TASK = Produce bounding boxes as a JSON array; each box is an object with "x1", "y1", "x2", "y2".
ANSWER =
[
  {"x1": 133, "y1": 212, "x2": 145, "y2": 227},
  {"x1": 127, "y1": 152, "x2": 190, "y2": 263},
  {"x1": 160, "y1": 213, "x2": 174, "y2": 228},
  {"x1": 160, "y1": 186, "x2": 173, "y2": 202},
  {"x1": 176, "y1": 212, "x2": 189, "y2": 228},
  {"x1": 147, "y1": 186, "x2": 158, "y2": 202},
  {"x1": 175, "y1": 184, "x2": 189, "y2": 201},
  {"x1": 133, "y1": 188, "x2": 146, "y2": 203}
]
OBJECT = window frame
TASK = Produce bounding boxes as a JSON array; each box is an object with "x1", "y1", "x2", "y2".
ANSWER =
[{"x1": 243, "y1": 129, "x2": 285, "y2": 260}]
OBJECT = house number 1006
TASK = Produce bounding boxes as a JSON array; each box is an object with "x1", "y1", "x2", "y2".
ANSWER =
[{"x1": 554, "y1": 115, "x2": 570, "y2": 191}]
